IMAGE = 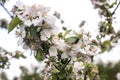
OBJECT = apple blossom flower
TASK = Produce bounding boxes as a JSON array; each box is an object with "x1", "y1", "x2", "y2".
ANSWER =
[
  {"x1": 85, "y1": 45, "x2": 99, "y2": 56},
  {"x1": 49, "y1": 46, "x2": 57, "y2": 57},
  {"x1": 11, "y1": 0, "x2": 25, "y2": 14},
  {"x1": 73, "y1": 61, "x2": 85, "y2": 79},
  {"x1": 15, "y1": 24, "x2": 26, "y2": 47},
  {"x1": 40, "y1": 26, "x2": 57, "y2": 41},
  {"x1": 63, "y1": 42, "x2": 81, "y2": 58},
  {"x1": 16, "y1": 5, "x2": 42, "y2": 26},
  {"x1": 15, "y1": 25, "x2": 26, "y2": 38},
  {"x1": 48, "y1": 36, "x2": 67, "y2": 57},
  {"x1": 12, "y1": 0, "x2": 51, "y2": 27}
]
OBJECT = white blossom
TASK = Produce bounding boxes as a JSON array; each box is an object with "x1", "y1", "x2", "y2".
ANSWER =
[
  {"x1": 40, "y1": 29, "x2": 51, "y2": 41},
  {"x1": 11, "y1": 0, "x2": 25, "y2": 14},
  {"x1": 17, "y1": 5, "x2": 43, "y2": 26},
  {"x1": 49, "y1": 46, "x2": 57, "y2": 57},
  {"x1": 12, "y1": 1, "x2": 51, "y2": 27},
  {"x1": 49, "y1": 36, "x2": 67, "y2": 57},
  {"x1": 17, "y1": 37, "x2": 23, "y2": 46},
  {"x1": 11, "y1": 1, "x2": 101, "y2": 79},
  {"x1": 15, "y1": 25, "x2": 26, "y2": 38},
  {"x1": 43, "y1": 15, "x2": 56, "y2": 27},
  {"x1": 73, "y1": 62, "x2": 84, "y2": 76},
  {"x1": 40, "y1": 15, "x2": 57, "y2": 41},
  {"x1": 64, "y1": 43, "x2": 81, "y2": 58}
]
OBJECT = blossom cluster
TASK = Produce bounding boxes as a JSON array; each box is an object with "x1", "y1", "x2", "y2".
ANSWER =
[
  {"x1": 50, "y1": 29, "x2": 99, "y2": 60},
  {"x1": 10, "y1": 1, "x2": 100, "y2": 80},
  {"x1": 12, "y1": 1, "x2": 57, "y2": 44},
  {"x1": 90, "y1": 0, "x2": 110, "y2": 16},
  {"x1": 91, "y1": 0, "x2": 109, "y2": 8}
]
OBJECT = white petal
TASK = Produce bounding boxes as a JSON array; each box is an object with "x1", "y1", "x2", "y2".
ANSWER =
[
  {"x1": 73, "y1": 62, "x2": 84, "y2": 72},
  {"x1": 44, "y1": 7, "x2": 50, "y2": 13},
  {"x1": 17, "y1": 38, "x2": 23, "y2": 46},
  {"x1": 49, "y1": 46, "x2": 57, "y2": 57},
  {"x1": 40, "y1": 29, "x2": 50, "y2": 41},
  {"x1": 44, "y1": 15, "x2": 56, "y2": 26},
  {"x1": 21, "y1": 29, "x2": 26, "y2": 38},
  {"x1": 37, "y1": 27, "x2": 41, "y2": 32},
  {"x1": 61, "y1": 53, "x2": 68, "y2": 59},
  {"x1": 24, "y1": 20, "x2": 32, "y2": 26},
  {"x1": 16, "y1": 0, "x2": 24, "y2": 9},
  {"x1": 22, "y1": 43, "x2": 29, "y2": 50},
  {"x1": 32, "y1": 18, "x2": 42, "y2": 26},
  {"x1": 38, "y1": 5, "x2": 50, "y2": 14}
]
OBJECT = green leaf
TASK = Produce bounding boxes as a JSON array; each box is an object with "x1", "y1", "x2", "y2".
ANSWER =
[
  {"x1": 74, "y1": 31, "x2": 83, "y2": 38},
  {"x1": 96, "y1": 35, "x2": 102, "y2": 40},
  {"x1": 61, "y1": 58, "x2": 68, "y2": 64},
  {"x1": 57, "y1": 49, "x2": 63, "y2": 60},
  {"x1": 58, "y1": 32, "x2": 63, "y2": 39},
  {"x1": 65, "y1": 36, "x2": 79, "y2": 44},
  {"x1": 13, "y1": 52, "x2": 26, "y2": 59},
  {"x1": 101, "y1": 40, "x2": 111, "y2": 52},
  {"x1": 101, "y1": 45, "x2": 106, "y2": 53},
  {"x1": 26, "y1": 26, "x2": 37, "y2": 37},
  {"x1": 34, "y1": 49, "x2": 45, "y2": 61},
  {"x1": 109, "y1": 2, "x2": 117, "y2": 8},
  {"x1": 52, "y1": 66, "x2": 60, "y2": 73},
  {"x1": 52, "y1": 74, "x2": 58, "y2": 80},
  {"x1": 67, "y1": 66, "x2": 73, "y2": 74},
  {"x1": 57, "y1": 63, "x2": 64, "y2": 70},
  {"x1": 63, "y1": 30, "x2": 72, "y2": 38},
  {"x1": 91, "y1": 40, "x2": 98, "y2": 46},
  {"x1": 8, "y1": 17, "x2": 22, "y2": 33},
  {"x1": 2, "y1": 0, "x2": 6, "y2": 3},
  {"x1": 57, "y1": 71, "x2": 66, "y2": 79},
  {"x1": 103, "y1": 40, "x2": 111, "y2": 46}
]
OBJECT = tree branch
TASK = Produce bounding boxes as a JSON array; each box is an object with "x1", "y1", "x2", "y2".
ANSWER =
[
  {"x1": 112, "y1": 0, "x2": 120, "y2": 15},
  {"x1": 0, "y1": 2, "x2": 13, "y2": 18}
]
